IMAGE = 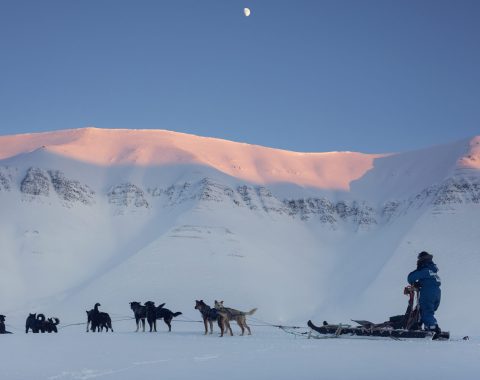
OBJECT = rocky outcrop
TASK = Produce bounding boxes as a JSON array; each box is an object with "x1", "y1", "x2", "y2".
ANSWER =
[
  {"x1": 237, "y1": 185, "x2": 258, "y2": 210},
  {"x1": 433, "y1": 177, "x2": 480, "y2": 206},
  {"x1": 399, "y1": 176, "x2": 480, "y2": 213},
  {"x1": 108, "y1": 183, "x2": 149, "y2": 208},
  {"x1": 284, "y1": 198, "x2": 376, "y2": 226},
  {"x1": 20, "y1": 167, "x2": 95, "y2": 206},
  {"x1": 285, "y1": 198, "x2": 336, "y2": 223},
  {"x1": 0, "y1": 166, "x2": 14, "y2": 191},
  {"x1": 48, "y1": 170, "x2": 95, "y2": 205},
  {"x1": 197, "y1": 178, "x2": 235, "y2": 203},
  {"x1": 21, "y1": 167, "x2": 50, "y2": 196},
  {"x1": 255, "y1": 186, "x2": 288, "y2": 214},
  {"x1": 12, "y1": 168, "x2": 480, "y2": 227},
  {"x1": 336, "y1": 201, "x2": 377, "y2": 226}
]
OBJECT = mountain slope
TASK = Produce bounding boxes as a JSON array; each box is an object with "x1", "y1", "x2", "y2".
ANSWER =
[{"x1": 0, "y1": 128, "x2": 479, "y2": 335}]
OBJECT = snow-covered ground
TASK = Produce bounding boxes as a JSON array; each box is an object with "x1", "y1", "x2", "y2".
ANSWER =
[{"x1": 1, "y1": 319, "x2": 478, "y2": 380}]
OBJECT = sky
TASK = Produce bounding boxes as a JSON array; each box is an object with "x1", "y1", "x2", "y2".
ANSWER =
[{"x1": 0, "y1": 0, "x2": 479, "y2": 153}]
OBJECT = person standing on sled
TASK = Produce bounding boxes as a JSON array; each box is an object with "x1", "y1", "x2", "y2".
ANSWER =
[{"x1": 407, "y1": 251, "x2": 441, "y2": 334}]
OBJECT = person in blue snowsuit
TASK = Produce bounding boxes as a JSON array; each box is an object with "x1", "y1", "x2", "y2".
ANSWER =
[{"x1": 407, "y1": 251, "x2": 441, "y2": 332}]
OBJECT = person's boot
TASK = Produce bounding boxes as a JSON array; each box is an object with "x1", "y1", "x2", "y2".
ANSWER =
[{"x1": 432, "y1": 325, "x2": 441, "y2": 340}]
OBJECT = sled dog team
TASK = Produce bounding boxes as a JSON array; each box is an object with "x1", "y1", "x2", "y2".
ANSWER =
[
  {"x1": 128, "y1": 299, "x2": 257, "y2": 336},
  {"x1": 0, "y1": 300, "x2": 257, "y2": 336},
  {"x1": 2, "y1": 252, "x2": 442, "y2": 338}
]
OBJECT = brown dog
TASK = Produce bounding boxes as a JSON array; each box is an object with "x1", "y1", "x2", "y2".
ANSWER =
[
  {"x1": 194, "y1": 300, "x2": 232, "y2": 337},
  {"x1": 214, "y1": 300, "x2": 257, "y2": 336}
]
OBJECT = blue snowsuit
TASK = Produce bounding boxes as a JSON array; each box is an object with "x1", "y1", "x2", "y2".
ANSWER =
[{"x1": 407, "y1": 261, "x2": 441, "y2": 328}]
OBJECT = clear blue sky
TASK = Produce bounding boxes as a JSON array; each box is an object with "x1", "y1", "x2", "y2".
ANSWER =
[{"x1": 0, "y1": 0, "x2": 479, "y2": 153}]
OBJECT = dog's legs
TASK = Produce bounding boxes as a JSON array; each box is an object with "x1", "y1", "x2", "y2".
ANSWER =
[
  {"x1": 209, "y1": 320, "x2": 214, "y2": 334},
  {"x1": 164, "y1": 318, "x2": 172, "y2": 332},
  {"x1": 141, "y1": 319, "x2": 145, "y2": 332},
  {"x1": 238, "y1": 321, "x2": 245, "y2": 336},
  {"x1": 218, "y1": 319, "x2": 224, "y2": 337},
  {"x1": 135, "y1": 318, "x2": 139, "y2": 332},
  {"x1": 226, "y1": 320, "x2": 233, "y2": 336},
  {"x1": 245, "y1": 322, "x2": 252, "y2": 335},
  {"x1": 203, "y1": 319, "x2": 208, "y2": 335}
]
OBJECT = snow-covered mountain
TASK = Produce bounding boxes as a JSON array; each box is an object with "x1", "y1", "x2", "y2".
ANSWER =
[{"x1": 1, "y1": 128, "x2": 479, "y2": 335}]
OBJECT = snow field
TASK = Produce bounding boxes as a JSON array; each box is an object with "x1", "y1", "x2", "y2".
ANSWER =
[{"x1": 1, "y1": 320, "x2": 478, "y2": 380}]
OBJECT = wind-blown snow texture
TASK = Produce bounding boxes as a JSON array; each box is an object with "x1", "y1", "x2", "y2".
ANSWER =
[{"x1": 1, "y1": 129, "x2": 479, "y2": 339}]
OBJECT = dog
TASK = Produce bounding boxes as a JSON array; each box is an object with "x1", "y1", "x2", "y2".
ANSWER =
[
  {"x1": 144, "y1": 301, "x2": 166, "y2": 332},
  {"x1": 144, "y1": 301, "x2": 181, "y2": 332},
  {"x1": 214, "y1": 300, "x2": 257, "y2": 336},
  {"x1": 0, "y1": 315, "x2": 12, "y2": 334},
  {"x1": 25, "y1": 313, "x2": 45, "y2": 333},
  {"x1": 129, "y1": 301, "x2": 146, "y2": 332},
  {"x1": 86, "y1": 303, "x2": 113, "y2": 332},
  {"x1": 45, "y1": 318, "x2": 60, "y2": 333},
  {"x1": 194, "y1": 300, "x2": 231, "y2": 337},
  {"x1": 25, "y1": 313, "x2": 59, "y2": 333}
]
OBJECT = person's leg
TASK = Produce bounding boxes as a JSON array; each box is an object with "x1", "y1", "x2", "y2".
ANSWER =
[{"x1": 419, "y1": 294, "x2": 437, "y2": 329}]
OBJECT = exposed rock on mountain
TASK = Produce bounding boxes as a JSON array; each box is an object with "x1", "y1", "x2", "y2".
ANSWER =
[
  {"x1": 0, "y1": 166, "x2": 14, "y2": 191},
  {"x1": 108, "y1": 183, "x2": 149, "y2": 209},
  {"x1": 48, "y1": 170, "x2": 95, "y2": 206},
  {"x1": 21, "y1": 167, "x2": 50, "y2": 196}
]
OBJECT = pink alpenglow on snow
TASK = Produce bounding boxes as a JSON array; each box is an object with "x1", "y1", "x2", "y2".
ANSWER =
[
  {"x1": 0, "y1": 127, "x2": 385, "y2": 191},
  {"x1": 457, "y1": 136, "x2": 480, "y2": 170}
]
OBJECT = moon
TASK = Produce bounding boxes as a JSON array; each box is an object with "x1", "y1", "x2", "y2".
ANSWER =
[{"x1": 243, "y1": 7, "x2": 251, "y2": 17}]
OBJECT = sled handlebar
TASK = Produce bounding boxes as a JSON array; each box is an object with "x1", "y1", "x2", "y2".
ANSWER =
[{"x1": 403, "y1": 284, "x2": 419, "y2": 295}]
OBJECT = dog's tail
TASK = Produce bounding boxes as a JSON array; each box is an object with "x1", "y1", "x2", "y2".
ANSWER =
[
  {"x1": 246, "y1": 308, "x2": 257, "y2": 316},
  {"x1": 173, "y1": 312, "x2": 182, "y2": 318},
  {"x1": 157, "y1": 303, "x2": 166, "y2": 309},
  {"x1": 37, "y1": 314, "x2": 45, "y2": 321},
  {"x1": 53, "y1": 318, "x2": 60, "y2": 325}
]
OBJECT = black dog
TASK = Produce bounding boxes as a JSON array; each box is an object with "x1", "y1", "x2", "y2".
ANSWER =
[
  {"x1": 145, "y1": 301, "x2": 181, "y2": 332},
  {"x1": 45, "y1": 318, "x2": 60, "y2": 333},
  {"x1": 0, "y1": 315, "x2": 12, "y2": 334},
  {"x1": 129, "y1": 302, "x2": 146, "y2": 332},
  {"x1": 86, "y1": 303, "x2": 113, "y2": 332},
  {"x1": 194, "y1": 300, "x2": 230, "y2": 337},
  {"x1": 25, "y1": 313, "x2": 45, "y2": 333},
  {"x1": 25, "y1": 313, "x2": 59, "y2": 333},
  {"x1": 145, "y1": 301, "x2": 165, "y2": 332},
  {"x1": 86, "y1": 310, "x2": 113, "y2": 332}
]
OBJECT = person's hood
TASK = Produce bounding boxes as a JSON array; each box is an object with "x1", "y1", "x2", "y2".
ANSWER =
[{"x1": 423, "y1": 261, "x2": 438, "y2": 272}]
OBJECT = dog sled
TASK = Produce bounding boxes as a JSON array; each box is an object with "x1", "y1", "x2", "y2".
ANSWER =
[{"x1": 307, "y1": 285, "x2": 450, "y2": 341}]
